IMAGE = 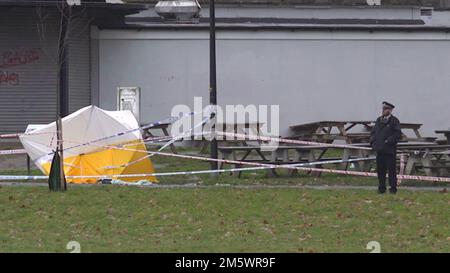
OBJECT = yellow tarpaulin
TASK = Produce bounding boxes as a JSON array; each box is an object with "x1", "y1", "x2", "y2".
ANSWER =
[
  {"x1": 41, "y1": 141, "x2": 156, "y2": 184},
  {"x1": 20, "y1": 106, "x2": 158, "y2": 184}
]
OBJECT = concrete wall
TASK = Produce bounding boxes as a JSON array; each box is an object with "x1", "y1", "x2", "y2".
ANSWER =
[{"x1": 96, "y1": 29, "x2": 450, "y2": 136}]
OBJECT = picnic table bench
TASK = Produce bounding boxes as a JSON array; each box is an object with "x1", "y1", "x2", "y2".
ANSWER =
[
  {"x1": 198, "y1": 122, "x2": 265, "y2": 152},
  {"x1": 289, "y1": 121, "x2": 373, "y2": 144},
  {"x1": 289, "y1": 121, "x2": 435, "y2": 144},
  {"x1": 218, "y1": 142, "x2": 450, "y2": 177},
  {"x1": 398, "y1": 144, "x2": 450, "y2": 177},
  {"x1": 341, "y1": 142, "x2": 450, "y2": 176},
  {"x1": 141, "y1": 122, "x2": 177, "y2": 154},
  {"x1": 435, "y1": 130, "x2": 450, "y2": 144},
  {"x1": 218, "y1": 145, "x2": 326, "y2": 164},
  {"x1": 218, "y1": 144, "x2": 370, "y2": 177}
]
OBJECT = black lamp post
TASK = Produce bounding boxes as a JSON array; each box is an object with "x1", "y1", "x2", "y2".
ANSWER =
[
  {"x1": 209, "y1": 0, "x2": 218, "y2": 172},
  {"x1": 155, "y1": 0, "x2": 218, "y2": 172}
]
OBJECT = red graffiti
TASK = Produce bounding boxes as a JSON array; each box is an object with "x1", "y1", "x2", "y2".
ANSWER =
[
  {"x1": 0, "y1": 71, "x2": 19, "y2": 86},
  {"x1": 0, "y1": 48, "x2": 42, "y2": 69}
]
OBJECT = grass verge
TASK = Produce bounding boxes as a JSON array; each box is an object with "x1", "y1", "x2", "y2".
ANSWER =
[{"x1": 0, "y1": 186, "x2": 448, "y2": 252}]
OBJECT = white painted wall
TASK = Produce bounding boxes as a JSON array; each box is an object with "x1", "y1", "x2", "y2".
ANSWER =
[{"x1": 96, "y1": 29, "x2": 450, "y2": 136}]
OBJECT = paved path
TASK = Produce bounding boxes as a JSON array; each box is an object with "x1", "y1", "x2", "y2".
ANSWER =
[{"x1": 0, "y1": 182, "x2": 446, "y2": 192}]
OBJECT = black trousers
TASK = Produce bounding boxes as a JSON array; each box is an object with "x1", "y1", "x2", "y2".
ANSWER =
[{"x1": 376, "y1": 152, "x2": 397, "y2": 192}]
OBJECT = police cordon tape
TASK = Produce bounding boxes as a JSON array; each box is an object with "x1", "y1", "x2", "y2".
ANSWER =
[
  {"x1": 0, "y1": 110, "x2": 203, "y2": 159},
  {"x1": 1, "y1": 110, "x2": 448, "y2": 183},
  {"x1": 109, "y1": 130, "x2": 213, "y2": 170},
  {"x1": 0, "y1": 110, "x2": 205, "y2": 141},
  {"x1": 30, "y1": 137, "x2": 450, "y2": 183},
  {"x1": 0, "y1": 149, "x2": 27, "y2": 155},
  {"x1": 1, "y1": 151, "x2": 449, "y2": 183},
  {"x1": 0, "y1": 131, "x2": 56, "y2": 139},
  {"x1": 155, "y1": 116, "x2": 211, "y2": 154},
  {"x1": 0, "y1": 175, "x2": 47, "y2": 180},
  {"x1": 0, "y1": 112, "x2": 212, "y2": 178},
  {"x1": 217, "y1": 131, "x2": 372, "y2": 150},
  {"x1": 0, "y1": 133, "x2": 447, "y2": 183},
  {"x1": 0, "y1": 133, "x2": 448, "y2": 183},
  {"x1": 0, "y1": 156, "x2": 376, "y2": 181},
  {"x1": 0, "y1": 133, "x2": 21, "y2": 138},
  {"x1": 51, "y1": 119, "x2": 212, "y2": 170},
  {"x1": 103, "y1": 148, "x2": 450, "y2": 183},
  {"x1": 398, "y1": 154, "x2": 406, "y2": 185},
  {"x1": 38, "y1": 110, "x2": 202, "y2": 158}
]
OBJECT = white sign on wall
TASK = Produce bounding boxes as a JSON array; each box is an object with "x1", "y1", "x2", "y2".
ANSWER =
[
  {"x1": 366, "y1": 0, "x2": 381, "y2": 5},
  {"x1": 117, "y1": 87, "x2": 140, "y2": 122}
]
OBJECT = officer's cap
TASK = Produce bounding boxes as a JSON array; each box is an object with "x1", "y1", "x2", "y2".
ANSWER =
[{"x1": 382, "y1": 101, "x2": 395, "y2": 109}]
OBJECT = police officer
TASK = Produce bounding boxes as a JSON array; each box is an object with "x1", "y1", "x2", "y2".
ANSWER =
[{"x1": 370, "y1": 102, "x2": 402, "y2": 194}]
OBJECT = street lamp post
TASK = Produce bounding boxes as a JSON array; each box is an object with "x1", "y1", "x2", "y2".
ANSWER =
[
  {"x1": 154, "y1": 0, "x2": 217, "y2": 171},
  {"x1": 209, "y1": 0, "x2": 218, "y2": 172},
  {"x1": 58, "y1": 2, "x2": 69, "y2": 190}
]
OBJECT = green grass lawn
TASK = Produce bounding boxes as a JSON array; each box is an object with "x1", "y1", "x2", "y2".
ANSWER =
[
  {"x1": 0, "y1": 147, "x2": 449, "y2": 252},
  {"x1": 0, "y1": 186, "x2": 449, "y2": 253}
]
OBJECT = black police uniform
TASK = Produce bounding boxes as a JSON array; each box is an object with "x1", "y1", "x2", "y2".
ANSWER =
[{"x1": 370, "y1": 113, "x2": 402, "y2": 193}]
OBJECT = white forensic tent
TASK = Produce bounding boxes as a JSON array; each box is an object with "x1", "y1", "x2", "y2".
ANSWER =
[{"x1": 19, "y1": 105, "x2": 157, "y2": 183}]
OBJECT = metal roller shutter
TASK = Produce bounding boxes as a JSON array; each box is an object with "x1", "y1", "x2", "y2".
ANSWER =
[
  {"x1": 0, "y1": 7, "x2": 91, "y2": 134},
  {"x1": 68, "y1": 15, "x2": 91, "y2": 112},
  {"x1": 0, "y1": 7, "x2": 58, "y2": 134}
]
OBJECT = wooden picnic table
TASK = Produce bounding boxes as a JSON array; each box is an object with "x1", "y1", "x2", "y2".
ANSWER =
[
  {"x1": 218, "y1": 144, "x2": 330, "y2": 177},
  {"x1": 289, "y1": 120, "x2": 434, "y2": 144},
  {"x1": 435, "y1": 130, "x2": 450, "y2": 144},
  {"x1": 199, "y1": 121, "x2": 265, "y2": 152},
  {"x1": 397, "y1": 123, "x2": 438, "y2": 142},
  {"x1": 218, "y1": 144, "x2": 376, "y2": 177},
  {"x1": 340, "y1": 142, "x2": 450, "y2": 176},
  {"x1": 141, "y1": 122, "x2": 177, "y2": 154},
  {"x1": 218, "y1": 145, "x2": 271, "y2": 176},
  {"x1": 289, "y1": 121, "x2": 373, "y2": 144},
  {"x1": 397, "y1": 142, "x2": 440, "y2": 149},
  {"x1": 216, "y1": 122, "x2": 264, "y2": 136},
  {"x1": 398, "y1": 144, "x2": 450, "y2": 176}
]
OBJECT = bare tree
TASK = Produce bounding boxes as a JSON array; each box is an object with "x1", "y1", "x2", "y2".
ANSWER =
[{"x1": 35, "y1": 1, "x2": 92, "y2": 191}]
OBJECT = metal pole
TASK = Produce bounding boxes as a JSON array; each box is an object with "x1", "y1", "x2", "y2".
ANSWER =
[
  {"x1": 26, "y1": 155, "x2": 31, "y2": 177},
  {"x1": 60, "y1": 8, "x2": 69, "y2": 118},
  {"x1": 56, "y1": 1, "x2": 69, "y2": 191},
  {"x1": 209, "y1": 0, "x2": 218, "y2": 172}
]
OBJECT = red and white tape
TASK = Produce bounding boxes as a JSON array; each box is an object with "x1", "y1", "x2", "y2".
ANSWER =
[
  {"x1": 53, "y1": 138, "x2": 450, "y2": 183},
  {"x1": 0, "y1": 156, "x2": 376, "y2": 181},
  {"x1": 216, "y1": 131, "x2": 372, "y2": 150},
  {"x1": 1, "y1": 151, "x2": 449, "y2": 183},
  {"x1": 398, "y1": 153, "x2": 406, "y2": 185},
  {"x1": 4, "y1": 113, "x2": 448, "y2": 183},
  {"x1": 0, "y1": 133, "x2": 20, "y2": 139},
  {"x1": 0, "y1": 131, "x2": 56, "y2": 139},
  {"x1": 0, "y1": 149, "x2": 27, "y2": 155}
]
